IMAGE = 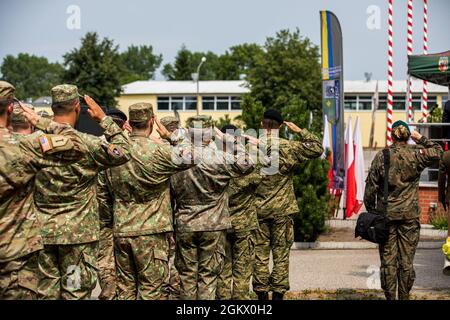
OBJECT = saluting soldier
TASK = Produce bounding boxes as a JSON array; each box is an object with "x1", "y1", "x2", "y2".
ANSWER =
[
  {"x1": 170, "y1": 115, "x2": 254, "y2": 300},
  {"x1": 98, "y1": 103, "x2": 195, "y2": 300},
  {"x1": 253, "y1": 109, "x2": 323, "y2": 300},
  {"x1": 365, "y1": 120, "x2": 442, "y2": 300},
  {"x1": 34, "y1": 84, "x2": 132, "y2": 300},
  {"x1": 0, "y1": 81, "x2": 89, "y2": 299}
]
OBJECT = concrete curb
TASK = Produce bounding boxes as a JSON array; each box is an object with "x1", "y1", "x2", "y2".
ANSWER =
[{"x1": 291, "y1": 241, "x2": 443, "y2": 250}]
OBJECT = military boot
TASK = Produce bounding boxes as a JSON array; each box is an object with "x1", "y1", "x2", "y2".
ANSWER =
[{"x1": 272, "y1": 292, "x2": 284, "y2": 300}]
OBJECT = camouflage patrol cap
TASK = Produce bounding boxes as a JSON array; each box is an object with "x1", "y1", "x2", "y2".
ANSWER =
[
  {"x1": 11, "y1": 103, "x2": 34, "y2": 124},
  {"x1": 160, "y1": 116, "x2": 179, "y2": 128},
  {"x1": 0, "y1": 81, "x2": 16, "y2": 101},
  {"x1": 187, "y1": 115, "x2": 213, "y2": 128},
  {"x1": 51, "y1": 84, "x2": 81, "y2": 104},
  {"x1": 129, "y1": 103, "x2": 154, "y2": 122}
]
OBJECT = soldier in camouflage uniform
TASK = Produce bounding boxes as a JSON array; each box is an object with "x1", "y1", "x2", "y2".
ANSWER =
[
  {"x1": 10, "y1": 103, "x2": 34, "y2": 134},
  {"x1": 171, "y1": 116, "x2": 254, "y2": 300},
  {"x1": 96, "y1": 108, "x2": 128, "y2": 300},
  {"x1": 98, "y1": 104, "x2": 195, "y2": 300},
  {"x1": 216, "y1": 125, "x2": 262, "y2": 300},
  {"x1": 364, "y1": 120, "x2": 442, "y2": 300},
  {"x1": 0, "y1": 81, "x2": 89, "y2": 300},
  {"x1": 34, "y1": 84, "x2": 131, "y2": 300},
  {"x1": 253, "y1": 109, "x2": 323, "y2": 300},
  {"x1": 160, "y1": 115, "x2": 183, "y2": 300}
]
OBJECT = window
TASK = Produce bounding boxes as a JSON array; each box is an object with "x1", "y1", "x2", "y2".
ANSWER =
[
  {"x1": 344, "y1": 96, "x2": 357, "y2": 110},
  {"x1": 358, "y1": 96, "x2": 372, "y2": 110},
  {"x1": 231, "y1": 96, "x2": 241, "y2": 110},
  {"x1": 202, "y1": 96, "x2": 215, "y2": 110},
  {"x1": 185, "y1": 96, "x2": 197, "y2": 110},
  {"x1": 157, "y1": 97, "x2": 169, "y2": 110},
  {"x1": 157, "y1": 96, "x2": 197, "y2": 111},
  {"x1": 200, "y1": 96, "x2": 242, "y2": 111}
]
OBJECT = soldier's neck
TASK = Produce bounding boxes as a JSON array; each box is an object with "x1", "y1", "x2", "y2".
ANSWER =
[
  {"x1": 53, "y1": 115, "x2": 76, "y2": 127},
  {"x1": 0, "y1": 115, "x2": 8, "y2": 128}
]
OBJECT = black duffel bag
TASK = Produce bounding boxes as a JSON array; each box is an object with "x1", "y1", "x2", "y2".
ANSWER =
[{"x1": 355, "y1": 148, "x2": 390, "y2": 244}]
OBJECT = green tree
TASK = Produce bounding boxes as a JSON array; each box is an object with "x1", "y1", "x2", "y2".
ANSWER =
[
  {"x1": 162, "y1": 45, "x2": 220, "y2": 81},
  {"x1": 246, "y1": 29, "x2": 322, "y2": 113},
  {"x1": 120, "y1": 45, "x2": 163, "y2": 83},
  {"x1": 240, "y1": 29, "x2": 328, "y2": 242},
  {"x1": 216, "y1": 43, "x2": 264, "y2": 80},
  {"x1": 0, "y1": 53, "x2": 64, "y2": 100},
  {"x1": 63, "y1": 32, "x2": 123, "y2": 107}
]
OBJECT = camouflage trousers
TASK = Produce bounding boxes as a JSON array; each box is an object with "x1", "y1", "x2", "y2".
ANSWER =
[
  {"x1": 175, "y1": 230, "x2": 226, "y2": 300},
  {"x1": 162, "y1": 232, "x2": 181, "y2": 300},
  {"x1": 115, "y1": 233, "x2": 169, "y2": 300},
  {"x1": 216, "y1": 230, "x2": 256, "y2": 300},
  {"x1": 253, "y1": 215, "x2": 294, "y2": 295},
  {"x1": 37, "y1": 242, "x2": 98, "y2": 300},
  {"x1": 0, "y1": 252, "x2": 40, "y2": 300},
  {"x1": 98, "y1": 226, "x2": 117, "y2": 300},
  {"x1": 379, "y1": 218, "x2": 420, "y2": 300}
]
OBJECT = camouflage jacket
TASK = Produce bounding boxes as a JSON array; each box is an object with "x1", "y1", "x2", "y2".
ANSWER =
[
  {"x1": 228, "y1": 169, "x2": 261, "y2": 233},
  {"x1": 34, "y1": 116, "x2": 131, "y2": 245},
  {"x1": 171, "y1": 142, "x2": 254, "y2": 233},
  {"x1": 0, "y1": 119, "x2": 84, "y2": 262},
  {"x1": 364, "y1": 136, "x2": 442, "y2": 220},
  {"x1": 99, "y1": 133, "x2": 195, "y2": 237},
  {"x1": 255, "y1": 129, "x2": 324, "y2": 220}
]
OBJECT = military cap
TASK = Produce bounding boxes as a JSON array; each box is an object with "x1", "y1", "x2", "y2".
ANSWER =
[
  {"x1": 187, "y1": 115, "x2": 213, "y2": 128},
  {"x1": 129, "y1": 102, "x2": 154, "y2": 122},
  {"x1": 392, "y1": 120, "x2": 411, "y2": 134},
  {"x1": 106, "y1": 108, "x2": 127, "y2": 122},
  {"x1": 160, "y1": 116, "x2": 179, "y2": 128},
  {"x1": 51, "y1": 84, "x2": 81, "y2": 104},
  {"x1": 0, "y1": 81, "x2": 16, "y2": 101},
  {"x1": 263, "y1": 109, "x2": 283, "y2": 124},
  {"x1": 11, "y1": 103, "x2": 34, "y2": 124}
]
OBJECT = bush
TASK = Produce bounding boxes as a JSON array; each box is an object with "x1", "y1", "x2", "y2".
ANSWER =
[{"x1": 292, "y1": 158, "x2": 330, "y2": 242}]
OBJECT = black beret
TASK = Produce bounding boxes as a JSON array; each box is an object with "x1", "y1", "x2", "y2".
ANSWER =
[
  {"x1": 263, "y1": 109, "x2": 283, "y2": 124},
  {"x1": 220, "y1": 124, "x2": 238, "y2": 133},
  {"x1": 106, "y1": 108, "x2": 127, "y2": 122}
]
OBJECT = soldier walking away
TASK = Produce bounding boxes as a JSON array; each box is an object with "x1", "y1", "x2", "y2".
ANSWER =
[
  {"x1": 171, "y1": 116, "x2": 254, "y2": 300},
  {"x1": 365, "y1": 120, "x2": 442, "y2": 300},
  {"x1": 0, "y1": 81, "x2": 89, "y2": 300},
  {"x1": 253, "y1": 109, "x2": 323, "y2": 300},
  {"x1": 99, "y1": 104, "x2": 195, "y2": 300},
  {"x1": 34, "y1": 84, "x2": 131, "y2": 300}
]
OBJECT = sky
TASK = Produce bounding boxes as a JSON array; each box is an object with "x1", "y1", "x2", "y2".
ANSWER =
[{"x1": 0, "y1": 0, "x2": 449, "y2": 80}]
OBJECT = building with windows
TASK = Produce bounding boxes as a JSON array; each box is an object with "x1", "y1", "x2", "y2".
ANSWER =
[
  {"x1": 116, "y1": 80, "x2": 247, "y2": 127},
  {"x1": 117, "y1": 79, "x2": 448, "y2": 148}
]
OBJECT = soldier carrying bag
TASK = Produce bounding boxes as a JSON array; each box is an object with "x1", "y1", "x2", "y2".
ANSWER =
[{"x1": 355, "y1": 148, "x2": 390, "y2": 244}]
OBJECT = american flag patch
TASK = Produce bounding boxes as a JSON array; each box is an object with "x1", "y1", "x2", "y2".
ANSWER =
[{"x1": 39, "y1": 135, "x2": 53, "y2": 153}]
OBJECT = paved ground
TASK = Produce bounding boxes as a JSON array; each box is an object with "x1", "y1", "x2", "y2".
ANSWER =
[
  {"x1": 289, "y1": 248, "x2": 450, "y2": 292},
  {"x1": 92, "y1": 247, "x2": 450, "y2": 299}
]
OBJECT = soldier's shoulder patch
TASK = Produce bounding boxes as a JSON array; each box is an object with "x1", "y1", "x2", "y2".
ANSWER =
[
  {"x1": 107, "y1": 144, "x2": 123, "y2": 158},
  {"x1": 50, "y1": 136, "x2": 69, "y2": 148},
  {"x1": 38, "y1": 134, "x2": 53, "y2": 153}
]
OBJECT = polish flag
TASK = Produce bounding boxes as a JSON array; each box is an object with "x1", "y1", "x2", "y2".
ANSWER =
[
  {"x1": 322, "y1": 115, "x2": 333, "y2": 192},
  {"x1": 345, "y1": 117, "x2": 357, "y2": 218},
  {"x1": 353, "y1": 117, "x2": 365, "y2": 215}
]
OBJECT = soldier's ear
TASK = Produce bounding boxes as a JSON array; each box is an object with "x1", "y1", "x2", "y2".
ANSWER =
[{"x1": 7, "y1": 103, "x2": 13, "y2": 116}]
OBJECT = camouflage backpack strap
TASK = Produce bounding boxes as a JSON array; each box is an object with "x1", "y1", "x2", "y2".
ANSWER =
[{"x1": 382, "y1": 148, "x2": 390, "y2": 215}]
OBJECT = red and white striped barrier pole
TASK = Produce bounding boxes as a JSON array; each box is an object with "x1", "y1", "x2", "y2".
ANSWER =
[
  {"x1": 422, "y1": 0, "x2": 429, "y2": 122},
  {"x1": 406, "y1": 0, "x2": 414, "y2": 123},
  {"x1": 387, "y1": 0, "x2": 394, "y2": 145}
]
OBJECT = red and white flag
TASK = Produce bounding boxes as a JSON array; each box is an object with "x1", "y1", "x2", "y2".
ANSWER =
[
  {"x1": 345, "y1": 117, "x2": 357, "y2": 218},
  {"x1": 353, "y1": 117, "x2": 365, "y2": 215}
]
